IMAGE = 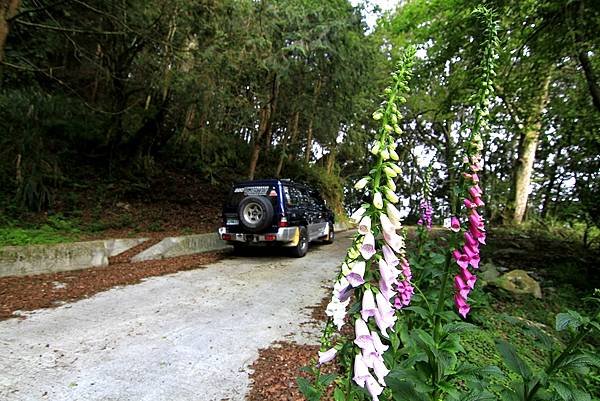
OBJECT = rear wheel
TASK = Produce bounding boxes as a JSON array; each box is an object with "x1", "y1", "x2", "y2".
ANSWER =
[
  {"x1": 238, "y1": 196, "x2": 274, "y2": 233},
  {"x1": 323, "y1": 223, "x2": 335, "y2": 244},
  {"x1": 290, "y1": 226, "x2": 308, "y2": 258}
]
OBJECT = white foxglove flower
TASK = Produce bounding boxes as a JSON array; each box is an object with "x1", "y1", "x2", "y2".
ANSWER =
[
  {"x1": 358, "y1": 216, "x2": 371, "y2": 235},
  {"x1": 386, "y1": 202, "x2": 402, "y2": 222},
  {"x1": 350, "y1": 206, "x2": 367, "y2": 223}
]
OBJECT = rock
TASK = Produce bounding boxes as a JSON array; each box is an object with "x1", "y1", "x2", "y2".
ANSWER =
[
  {"x1": 479, "y1": 261, "x2": 501, "y2": 282},
  {"x1": 495, "y1": 269, "x2": 542, "y2": 299}
]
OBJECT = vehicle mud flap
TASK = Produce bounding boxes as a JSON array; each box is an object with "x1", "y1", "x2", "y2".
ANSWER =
[{"x1": 284, "y1": 227, "x2": 300, "y2": 247}]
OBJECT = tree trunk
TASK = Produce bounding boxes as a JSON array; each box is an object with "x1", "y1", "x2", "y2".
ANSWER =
[
  {"x1": 326, "y1": 145, "x2": 336, "y2": 175},
  {"x1": 304, "y1": 78, "x2": 322, "y2": 164},
  {"x1": 287, "y1": 111, "x2": 300, "y2": 163},
  {"x1": 578, "y1": 50, "x2": 600, "y2": 113},
  {"x1": 541, "y1": 156, "x2": 558, "y2": 218},
  {"x1": 509, "y1": 73, "x2": 552, "y2": 225},
  {"x1": 248, "y1": 74, "x2": 279, "y2": 180},
  {"x1": 248, "y1": 107, "x2": 269, "y2": 180},
  {"x1": 305, "y1": 119, "x2": 313, "y2": 163},
  {"x1": 276, "y1": 112, "x2": 299, "y2": 177},
  {"x1": 0, "y1": 0, "x2": 20, "y2": 63}
]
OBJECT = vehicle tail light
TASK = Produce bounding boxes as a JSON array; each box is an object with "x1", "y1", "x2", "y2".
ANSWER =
[
  {"x1": 278, "y1": 216, "x2": 288, "y2": 227},
  {"x1": 222, "y1": 234, "x2": 232, "y2": 241},
  {"x1": 265, "y1": 234, "x2": 276, "y2": 241}
]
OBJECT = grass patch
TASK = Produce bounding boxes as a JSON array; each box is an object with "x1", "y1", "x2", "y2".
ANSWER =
[{"x1": 0, "y1": 215, "x2": 82, "y2": 246}]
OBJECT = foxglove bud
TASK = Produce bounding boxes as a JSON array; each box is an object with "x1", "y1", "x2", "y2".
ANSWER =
[
  {"x1": 383, "y1": 188, "x2": 399, "y2": 203},
  {"x1": 373, "y1": 192, "x2": 384, "y2": 209},
  {"x1": 389, "y1": 149, "x2": 399, "y2": 161},
  {"x1": 370, "y1": 142, "x2": 381, "y2": 155},
  {"x1": 381, "y1": 149, "x2": 390, "y2": 160},
  {"x1": 372, "y1": 111, "x2": 383, "y2": 121},
  {"x1": 354, "y1": 177, "x2": 370, "y2": 190},
  {"x1": 383, "y1": 166, "x2": 397, "y2": 178}
]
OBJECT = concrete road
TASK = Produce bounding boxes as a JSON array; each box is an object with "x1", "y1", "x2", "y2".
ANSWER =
[{"x1": 0, "y1": 234, "x2": 351, "y2": 401}]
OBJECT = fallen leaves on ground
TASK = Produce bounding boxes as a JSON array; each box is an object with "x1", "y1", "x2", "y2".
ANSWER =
[{"x1": 0, "y1": 250, "x2": 227, "y2": 320}]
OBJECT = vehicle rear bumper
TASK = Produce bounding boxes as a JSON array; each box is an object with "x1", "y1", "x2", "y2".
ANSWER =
[{"x1": 218, "y1": 227, "x2": 299, "y2": 246}]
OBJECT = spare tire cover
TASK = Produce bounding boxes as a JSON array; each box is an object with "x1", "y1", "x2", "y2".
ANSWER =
[{"x1": 238, "y1": 195, "x2": 275, "y2": 232}]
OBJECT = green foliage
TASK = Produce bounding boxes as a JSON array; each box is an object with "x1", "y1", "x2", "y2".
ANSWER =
[{"x1": 0, "y1": 215, "x2": 81, "y2": 246}]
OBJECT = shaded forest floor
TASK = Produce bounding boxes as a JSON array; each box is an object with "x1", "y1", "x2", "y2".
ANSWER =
[
  {"x1": 0, "y1": 169, "x2": 225, "y2": 246},
  {"x1": 245, "y1": 229, "x2": 600, "y2": 400}
]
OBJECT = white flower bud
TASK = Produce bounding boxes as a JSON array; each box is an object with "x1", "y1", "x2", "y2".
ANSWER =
[
  {"x1": 354, "y1": 177, "x2": 370, "y2": 190},
  {"x1": 384, "y1": 188, "x2": 399, "y2": 203},
  {"x1": 390, "y1": 163, "x2": 402, "y2": 174},
  {"x1": 373, "y1": 192, "x2": 384, "y2": 209},
  {"x1": 386, "y1": 202, "x2": 402, "y2": 222},
  {"x1": 370, "y1": 142, "x2": 381, "y2": 155},
  {"x1": 387, "y1": 178, "x2": 396, "y2": 191},
  {"x1": 394, "y1": 125, "x2": 402, "y2": 134},
  {"x1": 341, "y1": 263, "x2": 351, "y2": 275},
  {"x1": 381, "y1": 149, "x2": 390, "y2": 160},
  {"x1": 372, "y1": 111, "x2": 383, "y2": 121},
  {"x1": 389, "y1": 149, "x2": 399, "y2": 161},
  {"x1": 350, "y1": 206, "x2": 367, "y2": 223},
  {"x1": 383, "y1": 166, "x2": 397, "y2": 178},
  {"x1": 384, "y1": 124, "x2": 394, "y2": 133}
]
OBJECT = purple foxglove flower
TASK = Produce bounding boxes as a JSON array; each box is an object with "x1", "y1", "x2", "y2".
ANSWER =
[
  {"x1": 417, "y1": 218, "x2": 423, "y2": 225},
  {"x1": 354, "y1": 318, "x2": 373, "y2": 349},
  {"x1": 474, "y1": 196, "x2": 485, "y2": 207},
  {"x1": 452, "y1": 250, "x2": 470, "y2": 269},
  {"x1": 361, "y1": 340, "x2": 380, "y2": 368},
  {"x1": 460, "y1": 267, "x2": 477, "y2": 289},
  {"x1": 318, "y1": 347, "x2": 337, "y2": 365},
  {"x1": 361, "y1": 290, "x2": 377, "y2": 321},
  {"x1": 346, "y1": 261, "x2": 366, "y2": 287},
  {"x1": 382, "y1": 244, "x2": 400, "y2": 267},
  {"x1": 469, "y1": 253, "x2": 480, "y2": 269},
  {"x1": 358, "y1": 216, "x2": 372, "y2": 235},
  {"x1": 370, "y1": 330, "x2": 389, "y2": 355},
  {"x1": 450, "y1": 216, "x2": 461, "y2": 232},
  {"x1": 373, "y1": 310, "x2": 395, "y2": 338},
  {"x1": 353, "y1": 354, "x2": 371, "y2": 388},
  {"x1": 471, "y1": 173, "x2": 480, "y2": 183},
  {"x1": 464, "y1": 198, "x2": 476, "y2": 209},
  {"x1": 394, "y1": 280, "x2": 414, "y2": 308},
  {"x1": 372, "y1": 355, "x2": 391, "y2": 386},
  {"x1": 454, "y1": 293, "x2": 471, "y2": 318},
  {"x1": 334, "y1": 276, "x2": 353, "y2": 302},
  {"x1": 463, "y1": 244, "x2": 477, "y2": 259},
  {"x1": 360, "y1": 233, "x2": 376, "y2": 260},
  {"x1": 366, "y1": 374, "x2": 384, "y2": 401}
]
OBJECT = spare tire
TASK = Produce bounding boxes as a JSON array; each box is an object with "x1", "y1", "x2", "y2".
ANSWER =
[{"x1": 238, "y1": 196, "x2": 274, "y2": 233}]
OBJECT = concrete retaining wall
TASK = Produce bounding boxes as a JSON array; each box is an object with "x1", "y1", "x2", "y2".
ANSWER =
[
  {"x1": 131, "y1": 233, "x2": 230, "y2": 262},
  {"x1": 0, "y1": 238, "x2": 147, "y2": 278},
  {"x1": 0, "y1": 223, "x2": 354, "y2": 277}
]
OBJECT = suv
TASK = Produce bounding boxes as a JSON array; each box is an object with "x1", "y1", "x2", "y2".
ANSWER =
[{"x1": 218, "y1": 179, "x2": 335, "y2": 257}]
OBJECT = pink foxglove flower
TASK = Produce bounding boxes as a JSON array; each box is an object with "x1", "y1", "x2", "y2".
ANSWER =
[
  {"x1": 454, "y1": 293, "x2": 471, "y2": 318},
  {"x1": 450, "y1": 216, "x2": 461, "y2": 232},
  {"x1": 452, "y1": 250, "x2": 470, "y2": 269},
  {"x1": 360, "y1": 233, "x2": 376, "y2": 260},
  {"x1": 318, "y1": 347, "x2": 337, "y2": 365}
]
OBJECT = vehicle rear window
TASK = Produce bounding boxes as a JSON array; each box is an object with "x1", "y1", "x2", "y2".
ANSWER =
[{"x1": 227, "y1": 185, "x2": 278, "y2": 207}]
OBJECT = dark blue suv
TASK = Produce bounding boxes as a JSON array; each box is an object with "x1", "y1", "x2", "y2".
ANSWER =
[{"x1": 218, "y1": 179, "x2": 335, "y2": 257}]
